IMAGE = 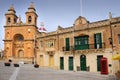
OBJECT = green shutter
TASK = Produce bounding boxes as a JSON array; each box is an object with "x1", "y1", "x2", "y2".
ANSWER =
[
  {"x1": 94, "y1": 34, "x2": 97, "y2": 48},
  {"x1": 60, "y1": 57, "x2": 64, "y2": 70},
  {"x1": 97, "y1": 55, "x2": 103, "y2": 71},
  {"x1": 94, "y1": 33, "x2": 102, "y2": 49},
  {"x1": 66, "y1": 38, "x2": 70, "y2": 51},
  {"x1": 69, "y1": 57, "x2": 73, "y2": 70}
]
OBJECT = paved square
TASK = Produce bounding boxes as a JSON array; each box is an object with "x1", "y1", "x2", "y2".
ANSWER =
[{"x1": 0, "y1": 61, "x2": 116, "y2": 80}]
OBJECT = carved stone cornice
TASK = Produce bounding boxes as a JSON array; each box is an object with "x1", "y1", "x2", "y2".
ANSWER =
[{"x1": 3, "y1": 39, "x2": 12, "y2": 42}]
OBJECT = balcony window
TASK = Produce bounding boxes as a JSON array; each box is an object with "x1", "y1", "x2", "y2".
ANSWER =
[
  {"x1": 94, "y1": 33, "x2": 102, "y2": 49},
  {"x1": 65, "y1": 38, "x2": 70, "y2": 51},
  {"x1": 46, "y1": 40, "x2": 55, "y2": 48},
  {"x1": 74, "y1": 36, "x2": 89, "y2": 50}
]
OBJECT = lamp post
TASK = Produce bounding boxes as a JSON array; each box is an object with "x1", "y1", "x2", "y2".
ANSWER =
[
  {"x1": 34, "y1": 35, "x2": 36, "y2": 64},
  {"x1": 109, "y1": 24, "x2": 114, "y2": 51},
  {"x1": 109, "y1": 12, "x2": 115, "y2": 74},
  {"x1": 109, "y1": 12, "x2": 114, "y2": 51}
]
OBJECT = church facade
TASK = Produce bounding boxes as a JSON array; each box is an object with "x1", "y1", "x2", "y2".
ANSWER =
[
  {"x1": 4, "y1": 3, "x2": 120, "y2": 74},
  {"x1": 4, "y1": 3, "x2": 38, "y2": 63}
]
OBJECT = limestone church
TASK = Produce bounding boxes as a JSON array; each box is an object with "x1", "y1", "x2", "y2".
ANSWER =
[
  {"x1": 4, "y1": 3, "x2": 38, "y2": 63},
  {"x1": 4, "y1": 3, "x2": 120, "y2": 74}
]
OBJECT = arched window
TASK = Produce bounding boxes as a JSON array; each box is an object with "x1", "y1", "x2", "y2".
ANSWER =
[
  {"x1": 28, "y1": 16, "x2": 32, "y2": 23},
  {"x1": 18, "y1": 35, "x2": 24, "y2": 41},
  {"x1": 14, "y1": 18, "x2": 16, "y2": 23},
  {"x1": 8, "y1": 17, "x2": 11, "y2": 23},
  {"x1": 14, "y1": 34, "x2": 24, "y2": 42}
]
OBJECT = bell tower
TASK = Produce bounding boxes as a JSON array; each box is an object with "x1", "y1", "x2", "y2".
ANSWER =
[
  {"x1": 4, "y1": 5, "x2": 18, "y2": 60},
  {"x1": 25, "y1": 2, "x2": 38, "y2": 26},
  {"x1": 5, "y1": 4, "x2": 18, "y2": 25}
]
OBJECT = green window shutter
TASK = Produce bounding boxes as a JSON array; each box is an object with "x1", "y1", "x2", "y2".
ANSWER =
[
  {"x1": 94, "y1": 33, "x2": 102, "y2": 49},
  {"x1": 60, "y1": 57, "x2": 64, "y2": 70},
  {"x1": 65, "y1": 38, "x2": 70, "y2": 51},
  {"x1": 94, "y1": 34, "x2": 97, "y2": 48},
  {"x1": 69, "y1": 57, "x2": 73, "y2": 70}
]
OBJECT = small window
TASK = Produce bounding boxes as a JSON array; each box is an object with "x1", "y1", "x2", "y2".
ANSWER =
[
  {"x1": 46, "y1": 40, "x2": 54, "y2": 48},
  {"x1": 14, "y1": 18, "x2": 16, "y2": 23},
  {"x1": 118, "y1": 34, "x2": 120, "y2": 44},
  {"x1": 40, "y1": 41, "x2": 43, "y2": 47},
  {"x1": 18, "y1": 36, "x2": 24, "y2": 41},
  {"x1": 8, "y1": 17, "x2": 11, "y2": 23},
  {"x1": 28, "y1": 16, "x2": 32, "y2": 23}
]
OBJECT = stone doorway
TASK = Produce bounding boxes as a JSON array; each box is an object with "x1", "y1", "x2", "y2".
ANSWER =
[{"x1": 18, "y1": 50, "x2": 24, "y2": 58}]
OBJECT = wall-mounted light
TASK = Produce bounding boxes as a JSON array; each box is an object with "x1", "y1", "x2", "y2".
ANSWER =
[{"x1": 109, "y1": 37, "x2": 112, "y2": 45}]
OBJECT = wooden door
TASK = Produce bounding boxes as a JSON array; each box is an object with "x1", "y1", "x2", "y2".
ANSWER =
[{"x1": 49, "y1": 55, "x2": 54, "y2": 67}]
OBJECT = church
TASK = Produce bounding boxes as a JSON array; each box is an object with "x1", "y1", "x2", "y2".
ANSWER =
[
  {"x1": 4, "y1": 3, "x2": 38, "y2": 63},
  {"x1": 4, "y1": 3, "x2": 120, "y2": 74}
]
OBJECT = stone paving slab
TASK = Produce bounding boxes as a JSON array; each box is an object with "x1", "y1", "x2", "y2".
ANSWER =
[
  {"x1": 16, "y1": 64, "x2": 109, "y2": 80},
  {"x1": 0, "y1": 61, "x2": 16, "y2": 80},
  {"x1": 0, "y1": 61, "x2": 117, "y2": 80}
]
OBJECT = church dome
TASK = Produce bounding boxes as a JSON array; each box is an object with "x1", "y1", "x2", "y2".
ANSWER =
[{"x1": 38, "y1": 22, "x2": 47, "y2": 33}]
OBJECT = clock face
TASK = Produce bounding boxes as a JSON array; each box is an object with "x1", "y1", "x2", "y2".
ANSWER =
[{"x1": 28, "y1": 29, "x2": 31, "y2": 32}]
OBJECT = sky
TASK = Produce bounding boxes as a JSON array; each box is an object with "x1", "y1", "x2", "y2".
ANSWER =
[{"x1": 0, "y1": 0, "x2": 120, "y2": 49}]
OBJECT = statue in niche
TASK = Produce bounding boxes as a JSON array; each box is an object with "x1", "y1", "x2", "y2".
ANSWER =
[{"x1": 17, "y1": 16, "x2": 22, "y2": 24}]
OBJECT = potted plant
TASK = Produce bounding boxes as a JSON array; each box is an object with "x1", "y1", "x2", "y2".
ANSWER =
[
  {"x1": 14, "y1": 63, "x2": 19, "y2": 67},
  {"x1": 34, "y1": 64, "x2": 39, "y2": 68},
  {"x1": 4, "y1": 62, "x2": 10, "y2": 66}
]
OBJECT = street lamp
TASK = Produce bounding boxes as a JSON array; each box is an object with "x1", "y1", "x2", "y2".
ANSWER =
[
  {"x1": 109, "y1": 12, "x2": 115, "y2": 74},
  {"x1": 109, "y1": 37, "x2": 113, "y2": 45}
]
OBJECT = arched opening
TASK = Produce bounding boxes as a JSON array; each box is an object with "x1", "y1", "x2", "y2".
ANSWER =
[
  {"x1": 13, "y1": 34, "x2": 24, "y2": 57},
  {"x1": 14, "y1": 34, "x2": 24, "y2": 42},
  {"x1": 14, "y1": 18, "x2": 17, "y2": 23},
  {"x1": 80, "y1": 55, "x2": 86, "y2": 71},
  {"x1": 28, "y1": 16, "x2": 32, "y2": 23},
  {"x1": 18, "y1": 49, "x2": 24, "y2": 58},
  {"x1": 8, "y1": 17, "x2": 11, "y2": 23}
]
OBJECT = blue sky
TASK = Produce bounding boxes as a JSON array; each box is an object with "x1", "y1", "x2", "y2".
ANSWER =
[{"x1": 0, "y1": 0, "x2": 120, "y2": 49}]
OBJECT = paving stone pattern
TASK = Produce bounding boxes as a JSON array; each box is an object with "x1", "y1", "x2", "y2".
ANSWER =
[{"x1": 0, "y1": 61, "x2": 117, "y2": 80}]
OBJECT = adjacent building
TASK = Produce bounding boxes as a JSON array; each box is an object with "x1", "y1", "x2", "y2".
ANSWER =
[{"x1": 36, "y1": 14, "x2": 120, "y2": 74}]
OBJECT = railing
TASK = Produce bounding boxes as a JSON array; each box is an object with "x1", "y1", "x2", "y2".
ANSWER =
[{"x1": 63, "y1": 43, "x2": 105, "y2": 51}]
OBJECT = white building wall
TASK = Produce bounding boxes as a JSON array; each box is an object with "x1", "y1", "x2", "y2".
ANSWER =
[{"x1": 37, "y1": 49, "x2": 114, "y2": 74}]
